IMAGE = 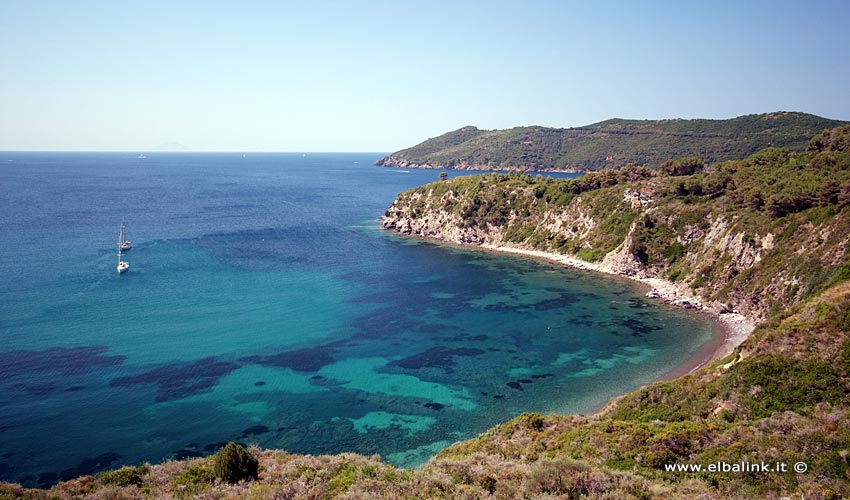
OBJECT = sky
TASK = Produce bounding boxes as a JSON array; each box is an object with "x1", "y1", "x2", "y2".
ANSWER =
[{"x1": 1, "y1": 0, "x2": 849, "y2": 152}]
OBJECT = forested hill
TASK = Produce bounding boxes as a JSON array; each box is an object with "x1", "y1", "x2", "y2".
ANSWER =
[{"x1": 375, "y1": 112, "x2": 847, "y2": 172}]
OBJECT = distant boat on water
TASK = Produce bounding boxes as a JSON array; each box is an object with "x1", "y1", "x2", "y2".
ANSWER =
[
  {"x1": 119, "y1": 220, "x2": 132, "y2": 251},
  {"x1": 117, "y1": 252, "x2": 129, "y2": 273},
  {"x1": 136, "y1": 154, "x2": 147, "y2": 159},
  {"x1": 117, "y1": 224, "x2": 129, "y2": 274}
]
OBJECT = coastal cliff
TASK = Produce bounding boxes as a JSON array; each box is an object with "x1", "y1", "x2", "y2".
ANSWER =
[{"x1": 381, "y1": 146, "x2": 849, "y2": 324}]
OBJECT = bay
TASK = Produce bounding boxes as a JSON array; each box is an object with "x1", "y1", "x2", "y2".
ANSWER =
[{"x1": 0, "y1": 152, "x2": 712, "y2": 486}]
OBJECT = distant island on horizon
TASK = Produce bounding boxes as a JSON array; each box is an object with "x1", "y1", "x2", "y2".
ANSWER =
[{"x1": 375, "y1": 111, "x2": 849, "y2": 172}]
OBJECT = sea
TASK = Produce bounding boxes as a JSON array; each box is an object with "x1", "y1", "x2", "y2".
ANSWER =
[{"x1": 0, "y1": 152, "x2": 713, "y2": 487}]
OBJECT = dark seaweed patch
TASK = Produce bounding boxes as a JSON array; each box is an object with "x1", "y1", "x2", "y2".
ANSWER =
[
  {"x1": 204, "y1": 442, "x2": 226, "y2": 452},
  {"x1": 414, "y1": 323, "x2": 463, "y2": 335},
  {"x1": 531, "y1": 373, "x2": 554, "y2": 379},
  {"x1": 387, "y1": 347, "x2": 484, "y2": 373},
  {"x1": 204, "y1": 441, "x2": 246, "y2": 453},
  {"x1": 16, "y1": 383, "x2": 58, "y2": 396},
  {"x1": 506, "y1": 382, "x2": 524, "y2": 391},
  {"x1": 37, "y1": 472, "x2": 58, "y2": 488},
  {"x1": 110, "y1": 357, "x2": 238, "y2": 402},
  {"x1": 482, "y1": 302, "x2": 521, "y2": 313},
  {"x1": 518, "y1": 379, "x2": 533, "y2": 384},
  {"x1": 571, "y1": 315, "x2": 596, "y2": 327},
  {"x1": 423, "y1": 402, "x2": 445, "y2": 411},
  {"x1": 446, "y1": 333, "x2": 489, "y2": 342},
  {"x1": 626, "y1": 298, "x2": 648, "y2": 309},
  {"x1": 528, "y1": 292, "x2": 580, "y2": 311},
  {"x1": 58, "y1": 452, "x2": 122, "y2": 482},
  {"x1": 240, "y1": 425, "x2": 269, "y2": 436},
  {"x1": 242, "y1": 345, "x2": 335, "y2": 372},
  {"x1": 616, "y1": 317, "x2": 662, "y2": 337},
  {"x1": 350, "y1": 307, "x2": 422, "y2": 339},
  {"x1": 597, "y1": 316, "x2": 662, "y2": 337},
  {"x1": 0, "y1": 346, "x2": 125, "y2": 379}
]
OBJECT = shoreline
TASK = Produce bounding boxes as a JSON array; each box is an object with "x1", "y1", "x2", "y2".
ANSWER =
[
  {"x1": 374, "y1": 159, "x2": 587, "y2": 174},
  {"x1": 478, "y1": 244, "x2": 756, "y2": 374}
]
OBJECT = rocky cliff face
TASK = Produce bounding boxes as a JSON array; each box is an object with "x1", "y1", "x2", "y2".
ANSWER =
[
  {"x1": 375, "y1": 155, "x2": 545, "y2": 172},
  {"x1": 382, "y1": 177, "x2": 846, "y2": 322}
]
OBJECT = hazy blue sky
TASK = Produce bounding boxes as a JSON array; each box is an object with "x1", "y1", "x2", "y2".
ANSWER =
[{"x1": 1, "y1": 1, "x2": 849, "y2": 151}]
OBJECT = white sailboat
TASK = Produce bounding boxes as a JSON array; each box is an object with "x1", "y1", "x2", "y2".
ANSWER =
[
  {"x1": 117, "y1": 252, "x2": 129, "y2": 273},
  {"x1": 119, "y1": 220, "x2": 132, "y2": 251},
  {"x1": 117, "y1": 223, "x2": 130, "y2": 273}
]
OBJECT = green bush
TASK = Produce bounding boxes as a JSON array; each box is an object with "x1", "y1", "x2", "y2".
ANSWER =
[
  {"x1": 99, "y1": 465, "x2": 148, "y2": 487},
  {"x1": 517, "y1": 412, "x2": 545, "y2": 431},
  {"x1": 175, "y1": 466, "x2": 216, "y2": 486},
  {"x1": 661, "y1": 156, "x2": 704, "y2": 176},
  {"x1": 327, "y1": 462, "x2": 359, "y2": 494},
  {"x1": 479, "y1": 474, "x2": 497, "y2": 494},
  {"x1": 733, "y1": 355, "x2": 848, "y2": 417},
  {"x1": 213, "y1": 442, "x2": 259, "y2": 484}
]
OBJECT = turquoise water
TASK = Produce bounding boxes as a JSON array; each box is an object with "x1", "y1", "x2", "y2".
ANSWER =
[{"x1": 0, "y1": 153, "x2": 713, "y2": 486}]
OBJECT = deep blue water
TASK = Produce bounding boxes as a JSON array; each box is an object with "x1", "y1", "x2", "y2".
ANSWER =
[{"x1": 0, "y1": 153, "x2": 712, "y2": 486}]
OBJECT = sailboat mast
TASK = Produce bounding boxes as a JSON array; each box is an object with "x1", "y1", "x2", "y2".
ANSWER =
[{"x1": 117, "y1": 222, "x2": 123, "y2": 263}]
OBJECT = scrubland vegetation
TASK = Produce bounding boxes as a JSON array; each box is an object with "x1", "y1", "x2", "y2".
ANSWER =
[{"x1": 376, "y1": 112, "x2": 847, "y2": 172}]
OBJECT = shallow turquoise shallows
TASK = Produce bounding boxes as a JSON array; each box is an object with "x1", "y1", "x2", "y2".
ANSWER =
[{"x1": 0, "y1": 153, "x2": 712, "y2": 486}]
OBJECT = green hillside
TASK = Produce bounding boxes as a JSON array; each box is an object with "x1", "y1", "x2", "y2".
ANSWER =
[
  {"x1": 378, "y1": 125, "x2": 850, "y2": 497},
  {"x1": 375, "y1": 112, "x2": 847, "y2": 172}
]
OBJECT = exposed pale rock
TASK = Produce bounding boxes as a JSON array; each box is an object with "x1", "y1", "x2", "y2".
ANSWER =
[{"x1": 380, "y1": 185, "x2": 762, "y2": 365}]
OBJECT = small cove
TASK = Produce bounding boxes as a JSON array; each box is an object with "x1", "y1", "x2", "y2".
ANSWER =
[{"x1": 0, "y1": 153, "x2": 713, "y2": 486}]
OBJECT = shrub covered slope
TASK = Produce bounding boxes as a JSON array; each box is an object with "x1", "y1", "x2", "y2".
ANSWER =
[{"x1": 375, "y1": 112, "x2": 847, "y2": 172}]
